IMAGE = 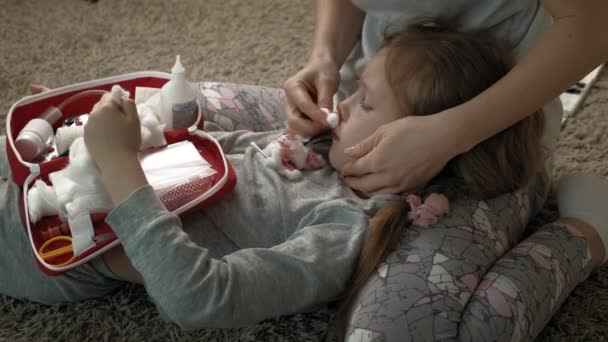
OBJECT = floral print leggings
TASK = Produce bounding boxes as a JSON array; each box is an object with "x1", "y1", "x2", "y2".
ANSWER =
[{"x1": 196, "y1": 82, "x2": 593, "y2": 342}]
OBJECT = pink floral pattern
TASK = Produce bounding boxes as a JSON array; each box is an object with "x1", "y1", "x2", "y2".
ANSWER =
[{"x1": 192, "y1": 82, "x2": 593, "y2": 342}]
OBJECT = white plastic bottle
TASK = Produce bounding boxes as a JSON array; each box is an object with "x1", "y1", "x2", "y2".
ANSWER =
[
  {"x1": 159, "y1": 55, "x2": 198, "y2": 130},
  {"x1": 15, "y1": 106, "x2": 62, "y2": 162}
]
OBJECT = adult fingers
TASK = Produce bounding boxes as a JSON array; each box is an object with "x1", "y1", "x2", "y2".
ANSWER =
[
  {"x1": 284, "y1": 96, "x2": 325, "y2": 137},
  {"x1": 344, "y1": 133, "x2": 377, "y2": 158},
  {"x1": 316, "y1": 76, "x2": 339, "y2": 110},
  {"x1": 286, "y1": 112, "x2": 326, "y2": 137},
  {"x1": 368, "y1": 186, "x2": 404, "y2": 196},
  {"x1": 340, "y1": 149, "x2": 377, "y2": 177},
  {"x1": 284, "y1": 79, "x2": 326, "y2": 125},
  {"x1": 342, "y1": 172, "x2": 394, "y2": 195}
]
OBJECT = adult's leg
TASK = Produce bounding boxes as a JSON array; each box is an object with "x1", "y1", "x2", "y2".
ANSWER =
[
  {"x1": 459, "y1": 219, "x2": 596, "y2": 342},
  {"x1": 457, "y1": 173, "x2": 608, "y2": 341},
  {"x1": 197, "y1": 82, "x2": 286, "y2": 132},
  {"x1": 0, "y1": 136, "x2": 123, "y2": 305},
  {"x1": 344, "y1": 172, "x2": 551, "y2": 342},
  {"x1": 456, "y1": 174, "x2": 608, "y2": 340}
]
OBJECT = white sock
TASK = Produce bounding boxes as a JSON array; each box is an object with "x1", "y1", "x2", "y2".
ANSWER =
[{"x1": 557, "y1": 173, "x2": 608, "y2": 263}]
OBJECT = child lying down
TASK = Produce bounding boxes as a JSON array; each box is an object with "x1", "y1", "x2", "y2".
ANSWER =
[{"x1": 6, "y1": 24, "x2": 593, "y2": 342}]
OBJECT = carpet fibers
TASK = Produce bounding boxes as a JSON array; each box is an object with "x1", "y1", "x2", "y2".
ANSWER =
[{"x1": 1, "y1": 1, "x2": 607, "y2": 341}]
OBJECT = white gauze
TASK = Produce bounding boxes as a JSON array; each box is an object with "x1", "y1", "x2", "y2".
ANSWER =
[
  {"x1": 27, "y1": 85, "x2": 168, "y2": 223},
  {"x1": 138, "y1": 103, "x2": 167, "y2": 150},
  {"x1": 27, "y1": 180, "x2": 61, "y2": 223},
  {"x1": 48, "y1": 137, "x2": 113, "y2": 220}
]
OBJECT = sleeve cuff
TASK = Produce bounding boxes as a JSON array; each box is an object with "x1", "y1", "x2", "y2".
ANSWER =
[{"x1": 105, "y1": 185, "x2": 170, "y2": 238}]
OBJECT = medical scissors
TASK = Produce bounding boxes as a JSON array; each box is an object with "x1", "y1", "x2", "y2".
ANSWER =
[
  {"x1": 38, "y1": 235, "x2": 75, "y2": 267},
  {"x1": 38, "y1": 232, "x2": 114, "y2": 267}
]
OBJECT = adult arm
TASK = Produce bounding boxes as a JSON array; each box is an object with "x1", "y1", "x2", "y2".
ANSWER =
[
  {"x1": 309, "y1": 0, "x2": 365, "y2": 68},
  {"x1": 342, "y1": 0, "x2": 608, "y2": 194},
  {"x1": 449, "y1": 0, "x2": 608, "y2": 153},
  {"x1": 283, "y1": 0, "x2": 365, "y2": 136}
]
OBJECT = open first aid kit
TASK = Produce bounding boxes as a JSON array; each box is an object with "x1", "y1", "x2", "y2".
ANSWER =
[{"x1": 5, "y1": 71, "x2": 237, "y2": 276}]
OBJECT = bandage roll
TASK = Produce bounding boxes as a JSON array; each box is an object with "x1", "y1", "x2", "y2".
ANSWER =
[{"x1": 55, "y1": 125, "x2": 85, "y2": 156}]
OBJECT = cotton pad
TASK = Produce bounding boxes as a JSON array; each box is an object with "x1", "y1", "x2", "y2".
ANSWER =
[{"x1": 321, "y1": 107, "x2": 340, "y2": 128}]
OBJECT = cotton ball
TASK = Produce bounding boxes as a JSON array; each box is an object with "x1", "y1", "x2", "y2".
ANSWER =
[
  {"x1": 321, "y1": 107, "x2": 340, "y2": 129},
  {"x1": 326, "y1": 112, "x2": 340, "y2": 129},
  {"x1": 137, "y1": 104, "x2": 167, "y2": 150},
  {"x1": 111, "y1": 85, "x2": 130, "y2": 105}
]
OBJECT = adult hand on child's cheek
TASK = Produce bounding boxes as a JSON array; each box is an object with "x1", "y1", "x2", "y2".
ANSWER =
[
  {"x1": 85, "y1": 93, "x2": 141, "y2": 171},
  {"x1": 341, "y1": 114, "x2": 456, "y2": 195}
]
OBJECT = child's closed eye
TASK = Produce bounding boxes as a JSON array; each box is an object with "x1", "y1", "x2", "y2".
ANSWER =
[{"x1": 359, "y1": 97, "x2": 373, "y2": 111}]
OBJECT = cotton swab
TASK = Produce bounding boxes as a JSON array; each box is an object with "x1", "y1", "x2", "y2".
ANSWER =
[{"x1": 250, "y1": 142, "x2": 269, "y2": 158}]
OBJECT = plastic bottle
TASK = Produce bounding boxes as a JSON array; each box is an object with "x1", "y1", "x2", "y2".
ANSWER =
[
  {"x1": 15, "y1": 107, "x2": 62, "y2": 162},
  {"x1": 159, "y1": 55, "x2": 198, "y2": 130}
]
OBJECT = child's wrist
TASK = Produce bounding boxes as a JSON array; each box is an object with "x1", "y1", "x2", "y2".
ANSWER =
[
  {"x1": 97, "y1": 151, "x2": 139, "y2": 173},
  {"x1": 99, "y1": 154, "x2": 148, "y2": 205}
]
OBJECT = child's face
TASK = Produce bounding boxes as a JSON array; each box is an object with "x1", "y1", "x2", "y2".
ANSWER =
[{"x1": 329, "y1": 49, "x2": 406, "y2": 172}]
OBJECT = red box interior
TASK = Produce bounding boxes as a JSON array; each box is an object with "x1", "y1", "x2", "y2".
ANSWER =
[
  {"x1": 9, "y1": 77, "x2": 169, "y2": 141},
  {"x1": 8, "y1": 75, "x2": 235, "y2": 275}
]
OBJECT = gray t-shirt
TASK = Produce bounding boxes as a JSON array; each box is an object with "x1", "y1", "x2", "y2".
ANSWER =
[
  {"x1": 338, "y1": 0, "x2": 551, "y2": 98},
  {"x1": 106, "y1": 129, "x2": 392, "y2": 329}
]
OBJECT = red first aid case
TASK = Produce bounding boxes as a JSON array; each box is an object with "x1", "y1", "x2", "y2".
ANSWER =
[{"x1": 5, "y1": 72, "x2": 237, "y2": 276}]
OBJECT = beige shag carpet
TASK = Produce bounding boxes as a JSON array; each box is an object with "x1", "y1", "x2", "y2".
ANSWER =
[{"x1": 1, "y1": 1, "x2": 607, "y2": 341}]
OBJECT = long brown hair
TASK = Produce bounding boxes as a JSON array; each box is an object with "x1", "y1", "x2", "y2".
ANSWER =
[{"x1": 336, "y1": 20, "x2": 545, "y2": 339}]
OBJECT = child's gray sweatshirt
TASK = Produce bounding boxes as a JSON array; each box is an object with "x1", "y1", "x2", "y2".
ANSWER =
[{"x1": 105, "y1": 130, "x2": 390, "y2": 330}]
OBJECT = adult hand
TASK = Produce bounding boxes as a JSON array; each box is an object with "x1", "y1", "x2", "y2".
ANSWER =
[
  {"x1": 341, "y1": 113, "x2": 458, "y2": 195},
  {"x1": 283, "y1": 58, "x2": 341, "y2": 137},
  {"x1": 84, "y1": 92, "x2": 141, "y2": 172}
]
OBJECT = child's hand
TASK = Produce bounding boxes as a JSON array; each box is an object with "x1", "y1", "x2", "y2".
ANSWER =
[{"x1": 84, "y1": 92, "x2": 141, "y2": 171}]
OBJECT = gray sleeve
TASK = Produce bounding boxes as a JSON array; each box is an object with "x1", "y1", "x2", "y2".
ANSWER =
[
  {"x1": 105, "y1": 185, "x2": 367, "y2": 330},
  {"x1": 207, "y1": 130, "x2": 282, "y2": 155}
]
